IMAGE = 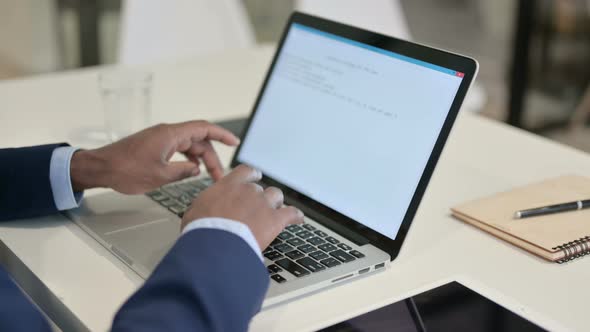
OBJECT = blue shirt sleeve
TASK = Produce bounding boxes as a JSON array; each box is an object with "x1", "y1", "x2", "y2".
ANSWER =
[
  {"x1": 182, "y1": 218, "x2": 263, "y2": 262},
  {"x1": 49, "y1": 147, "x2": 83, "y2": 211}
]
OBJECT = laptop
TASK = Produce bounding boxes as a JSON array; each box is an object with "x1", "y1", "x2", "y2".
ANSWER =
[{"x1": 67, "y1": 12, "x2": 478, "y2": 308}]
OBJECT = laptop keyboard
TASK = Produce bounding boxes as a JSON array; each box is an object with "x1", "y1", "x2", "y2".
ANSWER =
[
  {"x1": 265, "y1": 223, "x2": 365, "y2": 283},
  {"x1": 146, "y1": 178, "x2": 214, "y2": 217},
  {"x1": 146, "y1": 177, "x2": 365, "y2": 283}
]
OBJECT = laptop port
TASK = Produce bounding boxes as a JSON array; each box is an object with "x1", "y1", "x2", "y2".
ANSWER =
[
  {"x1": 358, "y1": 267, "x2": 370, "y2": 274},
  {"x1": 332, "y1": 273, "x2": 354, "y2": 283},
  {"x1": 375, "y1": 263, "x2": 385, "y2": 270}
]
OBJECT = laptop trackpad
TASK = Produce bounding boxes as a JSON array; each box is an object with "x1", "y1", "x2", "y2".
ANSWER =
[
  {"x1": 71, "y1": 192, "x2": 179, "y2": 234},
  {"x1": 104, "y1": 218, "x2": 180, "y2": 274}
]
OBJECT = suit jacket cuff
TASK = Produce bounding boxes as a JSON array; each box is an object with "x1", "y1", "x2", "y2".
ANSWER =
[{"x1": 182, "y1": 217, "x2": 263, "y2": 262}]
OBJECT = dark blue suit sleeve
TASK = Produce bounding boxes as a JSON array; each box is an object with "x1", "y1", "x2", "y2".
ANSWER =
[
  {"x1": 0, "y1": 144, "x2": 66, "y2": 221},
  {"x1": 0, "y1": 144, "x2": 69, "y2": 330},
  {"x1": 112, "y1": 228, "x2": 270, "y2": 332},
  {"x1": 0, "y1": 266, "x2": 51, "y2": 331},
  {"x1": 0, "y1": 144, "x2": 67, "y2": 331}
]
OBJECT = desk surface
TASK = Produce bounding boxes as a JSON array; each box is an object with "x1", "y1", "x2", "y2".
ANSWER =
[{"x1": 1, "y1": 45, "x2": 589, "y2": 332}]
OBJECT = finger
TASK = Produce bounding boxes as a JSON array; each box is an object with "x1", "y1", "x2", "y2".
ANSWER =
[
  {"x1": 275, "y1": 206, "x2": 304, "y2": 227},
  {"x1": 181, "y1": 153, "x2": 201, "y2": 168},
  {"x1": 245, "y1": 182, "x2": 264, "y2": 194},
  {"x1": 174, "y1": 120, "x2": 240, "y2": 147},
  {"x1": 185, "y1": 141, "x2": 225, "y2": 181},
  {"x1": 166, "y1": 161, "x2": 200, "y2": 182},
  {"x1": 223, "y1": 164, "x2": 262, "y2": 184},
  {"x1": 263, "y1": 187, "x2": 284, "y2": 209}
]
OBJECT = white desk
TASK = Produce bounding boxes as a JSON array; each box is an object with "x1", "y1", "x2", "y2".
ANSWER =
[{"x1": 1, "y1": 45, "x2": 589, "y2": 332}]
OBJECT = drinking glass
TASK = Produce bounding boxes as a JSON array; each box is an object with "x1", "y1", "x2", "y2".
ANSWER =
[{"x1": 99, "y1": 70, "x2": 153, "y2": 142}]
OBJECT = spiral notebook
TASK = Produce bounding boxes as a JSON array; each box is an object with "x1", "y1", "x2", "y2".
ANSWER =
[{"x1": 451, "y1": 175, "x2": 590, "y2": 263}]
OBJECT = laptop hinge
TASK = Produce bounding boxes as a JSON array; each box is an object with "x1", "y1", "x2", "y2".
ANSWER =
[{"x1": 284, "y1": 196, "x2": 370, "y2": 246}]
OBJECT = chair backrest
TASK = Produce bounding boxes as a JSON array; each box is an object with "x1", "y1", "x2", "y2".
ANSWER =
[
  {"x1": 118, "y1": 0, "x2": 255, "y2": 65},
  {"x1": 294, "y1": 0, "x2": 487, "y2": 113},
  {"x1": 295, "y1": 0, "x2": 412, "y2": 40}
]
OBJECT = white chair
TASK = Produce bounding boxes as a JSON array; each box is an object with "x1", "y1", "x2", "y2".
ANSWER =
[
  {"x1": 118, "y1": 0, "x2": 255, "y2": 65},
  {"x1": 296, "y1": 0, "x2": 411, "y2": 40},
  {"x1": 295, "y1": 0, "x2": 486, "y2": 113}
]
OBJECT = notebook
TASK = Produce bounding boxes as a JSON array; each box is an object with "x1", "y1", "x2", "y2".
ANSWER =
[{"x1": 451, "y1": 175, "x2": 590, "y2": 263}]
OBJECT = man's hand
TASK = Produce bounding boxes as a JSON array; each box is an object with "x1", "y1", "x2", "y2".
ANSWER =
[
  {"x1": 182, "y1": 165, "x2": 304, "y2": 250},
  {"x1": 70, "y1": 121, "x2": 239, "y2": 194}
]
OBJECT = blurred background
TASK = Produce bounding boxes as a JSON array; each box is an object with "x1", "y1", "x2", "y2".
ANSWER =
[{"x1": 0, "y1": 0, "x2": 589, "y2": 151}]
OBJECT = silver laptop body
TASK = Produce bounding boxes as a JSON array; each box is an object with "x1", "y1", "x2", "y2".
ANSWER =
[
  {"x1": 67, "y1": 12, "x2": 477, "y2": 309},
  {"x1": 68, "y1": 185, "x2": 390, "y2": 308}
]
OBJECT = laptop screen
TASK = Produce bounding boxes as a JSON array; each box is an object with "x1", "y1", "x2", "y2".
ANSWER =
[{"x1": 236, "y1": 23, "x2": 464, "y2": 240}]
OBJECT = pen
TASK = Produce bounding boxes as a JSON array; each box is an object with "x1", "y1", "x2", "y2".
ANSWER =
[{"x1": 514, "y1": 199, "x2": 590, "y2": 219}]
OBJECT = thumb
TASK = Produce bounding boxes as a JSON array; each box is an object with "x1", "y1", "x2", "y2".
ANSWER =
[{"x1": 166, "y1": 161, "x2": 200, "y2": 182}]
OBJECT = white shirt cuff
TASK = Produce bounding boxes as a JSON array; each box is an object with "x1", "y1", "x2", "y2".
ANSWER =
[
  {"x1": 49, "y1": 146, "x2": 83, "y2": 211},
  {"x1": 182, "y1": 217, "x2": 263, "y2": 262}
]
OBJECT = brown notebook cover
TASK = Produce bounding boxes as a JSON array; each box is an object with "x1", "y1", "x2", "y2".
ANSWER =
[{"x1": 451, "y1": 175, "x2": 590, "y2": 263}]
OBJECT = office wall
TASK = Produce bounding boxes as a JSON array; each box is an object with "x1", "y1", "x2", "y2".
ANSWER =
[{"x1": 0, "y1": 1, "x2": 60, "y2": 74}]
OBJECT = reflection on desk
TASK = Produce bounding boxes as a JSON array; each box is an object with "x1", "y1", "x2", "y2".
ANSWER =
[{"x1": 320, "y1": 282, "x2": 545, "y2": 332}]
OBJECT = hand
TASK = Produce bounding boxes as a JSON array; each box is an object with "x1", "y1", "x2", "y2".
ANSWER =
[
  {"x1": 70, "y1": 121, "x2": 239, "y2": 194},
  {"x1": 181, "y1": 165, "x2": 305, "y2": 250}
]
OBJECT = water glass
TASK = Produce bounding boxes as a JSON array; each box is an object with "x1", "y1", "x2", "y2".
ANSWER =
[{"x1": 99, "y1": 70, "x2": 153, "y2": 142}]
